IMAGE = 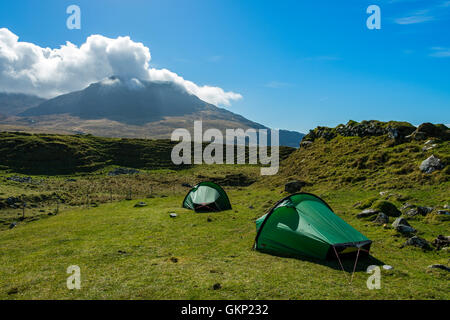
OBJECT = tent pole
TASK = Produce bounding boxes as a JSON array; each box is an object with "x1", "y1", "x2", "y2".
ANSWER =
[
  {"x1": 350, "y1": 247, "x2": 361, "y2": 284},
  {"x1": 332, "y1": 245, "x2": 349, "y2": 282}
]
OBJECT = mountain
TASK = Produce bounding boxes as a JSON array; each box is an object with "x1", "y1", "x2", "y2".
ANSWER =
[
  {"x1": 0, "y1": 92, "x2": 46, "y2": 116},
  {"x1": 15, "y1": 77, "x2": 304, "y2": 147}
]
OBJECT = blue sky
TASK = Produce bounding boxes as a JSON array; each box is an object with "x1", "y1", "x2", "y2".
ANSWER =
[{"x1": 1, "y1": 0, "x2": 449, "y2": 133}]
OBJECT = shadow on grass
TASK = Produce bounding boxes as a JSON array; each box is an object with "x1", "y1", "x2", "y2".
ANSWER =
[{"x1": 259, "y1": 251, "x2": 385, "y2": 273}]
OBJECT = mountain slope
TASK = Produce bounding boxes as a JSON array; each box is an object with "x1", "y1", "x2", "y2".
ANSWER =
[
  {"x1": 0, "y1": 92, "x2": 45, "y2": 116},
  {"x1": 15, "y1": 77, "x2": 304, "y2": 147}
]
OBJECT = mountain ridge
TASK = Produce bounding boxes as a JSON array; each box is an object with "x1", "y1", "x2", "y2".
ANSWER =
[{"x1": 4, "y1": 77, "x2": 304, "y2": 147}]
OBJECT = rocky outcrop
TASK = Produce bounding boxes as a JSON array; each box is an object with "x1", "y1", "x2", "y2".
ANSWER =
[
  {"x1": 303, "y1": 121, "x2": 448, "y2": 143},
  {"x1": 302, "y1": 120, "x2": 416, "y2": 142},
  {"x1": 408, "y1": 123, "x2": 450, "y2": 141}
]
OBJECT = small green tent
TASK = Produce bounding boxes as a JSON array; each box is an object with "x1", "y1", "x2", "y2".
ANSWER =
[
  {"x1": 182, "y1": 182, "x2": 232, "y2": 212},
  {"x1": 255, "y1": 193, "x2": 371, "y2": 260}
]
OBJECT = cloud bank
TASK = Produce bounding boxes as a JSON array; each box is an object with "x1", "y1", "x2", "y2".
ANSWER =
[{"x1": 0, "y1": 28, "x2": 242, "y2": 106}]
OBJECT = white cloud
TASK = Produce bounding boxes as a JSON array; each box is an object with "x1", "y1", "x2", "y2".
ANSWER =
[
  {"x1": 429, "y1": 47, "x2": 450, "y2": 57},
  {"x1": 394, "y1": 10, "x2": 435, "y2": 24},
  {"x1": 0, "y1": 28, "x2": 242, "y2": 106}
]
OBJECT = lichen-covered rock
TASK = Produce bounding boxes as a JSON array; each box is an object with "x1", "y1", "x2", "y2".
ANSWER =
[{"x1": 419, "y1": 155, "x2": 444, "y2": 174}]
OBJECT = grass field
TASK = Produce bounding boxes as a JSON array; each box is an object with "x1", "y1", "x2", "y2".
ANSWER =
[
  {"x1": 0, "y1": 126, "x2": 448, "y2": 300},
  {"x1": 0, "y1": 174, "x2": 448, "y2": 300}
]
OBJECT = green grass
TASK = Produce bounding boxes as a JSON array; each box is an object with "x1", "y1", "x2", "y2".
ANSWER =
[
  {"x1": 0, "y1": 123, "x2": 448, "y2": 300},
  {"x1": 0, "y1": 182, "x2": 448, "y2": 300}
]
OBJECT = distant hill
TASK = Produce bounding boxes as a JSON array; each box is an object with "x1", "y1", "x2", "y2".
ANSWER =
[
  {"x1": 0, "y1": 132, "x2": 296, "y2": 175},
  {"x1": 0, "y1": 92, "x2": 45, "y2": 116},
  {"x1": 14, "y1": 77, "x2": 304, "y2": 147}
]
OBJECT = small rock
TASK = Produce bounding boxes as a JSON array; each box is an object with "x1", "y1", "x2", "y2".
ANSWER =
[
  {"x1": 427, "y1": 264, "x2": 450, "y2": 272},
  {"x1": 373, "y1": 212, "x2": 389, "y2": 225},
  {"x1": 284, "y1": 181, "x2": 306, "y2": 193},
  {"x1": 432, "y1": 235, "x2": 450, "y2": 250},
  {"x1": 169, "y1": 213, "x2": 177, "y2": 218},
  {"x1": 134, "y1": 202, "x2": 147, "y2": 208},
  {"x1": 392, "y1": 217, "x2": 416, "y2": 234},
  {"x1": 212, "y1": 283, "x2": 222, "y2": 290},
  {"x1": 181, "y1": 183, "x2": 192, "y2": 188},
  {"x1": 118, "y1": 250, "x2": 127, "y2": 254},
  {"x1": 8, "y1": 222, "x2": 16, "y2": 229},
  {"x1": 419, "y1": 155, "x2": 444, "y2": 174},
  {"x1": 249, "y1": 205, "x2": 254, "y2": 209},
  {"x1": 444, "y1": 204, "x2": 449, "y2": 209},
  {"x1": 403, "y1": 236, "x2": 432, "y2": 250},
  {"x1": 437, "y1": 210, "x2": 450, "y2": 215},
  {"x1": 207, "y1": 217, "x2": 213, "y2": 222},
  {"x1": 170, "y1": 257, "x2": 178, "y2": 263},
  {"x1": 357, "y1": 209, "x2": 379, "y2": 219},
  {"x1": 405, "y1": 206, "x2": 434, "y2": 216},
  {"x1": 383, "y1": 265, "x2": 393, "y2": 270}
]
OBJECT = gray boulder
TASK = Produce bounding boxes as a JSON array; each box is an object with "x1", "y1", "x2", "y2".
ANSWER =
[
  {"x1": 403, "y1": 236, "x2": 432, "y2": 250},
  {"x1": 419, "y1": 155, "x2": 444, "y2": 174},
  {"x1": 392, "y1": 217, "x2": 416, "y2": 234},
  {"x1": 405, "y1": 206, "x2": 434, "y2": 216}
]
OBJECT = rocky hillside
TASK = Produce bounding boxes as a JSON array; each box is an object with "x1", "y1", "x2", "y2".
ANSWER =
[{"x1": 267, "y1": 120, "x2": 449, "y2": 190}]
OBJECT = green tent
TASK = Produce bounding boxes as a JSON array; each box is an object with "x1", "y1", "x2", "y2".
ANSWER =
[
  {"x1": 255, "y1": 193, "x2": 371, "y2": 260},
  {"x1": 182, "y1": 182, "x2": 232, "y2": 212}
]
